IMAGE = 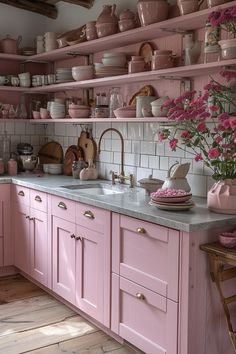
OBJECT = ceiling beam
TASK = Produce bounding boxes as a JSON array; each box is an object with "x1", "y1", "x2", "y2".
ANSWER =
[
  {"x1": 63, "y1": 0, "x2": 94, "y2": 9},
  {"x1": 0, "y1": 0, "x2": 58, "y2": 18}
]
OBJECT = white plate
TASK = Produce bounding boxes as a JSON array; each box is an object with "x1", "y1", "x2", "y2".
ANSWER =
[{"x1": 149, "y1": 201, "x2": 195, "y2": 211}]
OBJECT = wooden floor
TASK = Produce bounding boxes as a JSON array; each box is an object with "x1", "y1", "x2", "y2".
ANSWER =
[{"x1": 0, "y1": 275, "x2": 142, "y2": 354}]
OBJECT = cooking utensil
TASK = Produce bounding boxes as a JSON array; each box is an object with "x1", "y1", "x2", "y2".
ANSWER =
[{"x1": 38, "y1": 141, "x2": 63, "y2": 164}]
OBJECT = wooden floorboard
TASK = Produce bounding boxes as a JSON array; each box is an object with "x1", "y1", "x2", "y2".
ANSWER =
[{"x1": 0, "y1": 275, "x2": 143, "y2": 354}]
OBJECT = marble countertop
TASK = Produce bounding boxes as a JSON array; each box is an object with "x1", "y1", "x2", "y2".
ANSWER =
[{"x1": 1, "y1": 174, "x2": 236, "y2": 232}]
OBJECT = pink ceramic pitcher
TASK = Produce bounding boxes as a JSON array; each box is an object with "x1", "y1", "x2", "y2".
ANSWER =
[{"x1": 1, "y1": 35, "x2": 22, "y2": 54}]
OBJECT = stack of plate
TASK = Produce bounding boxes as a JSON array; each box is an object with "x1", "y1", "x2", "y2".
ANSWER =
[
  {"x1": 50, "y1": 101, "x2": 65, "y2": 119},
  {"x1": 56, "y1": 68, "x2": 73, "y2": 83},
  {"x1": 95, "y1": 52, "x2": 128, "y2": 78},
  {"x1": 149, "y1": 189, "x2": 194, "y2": 211}
]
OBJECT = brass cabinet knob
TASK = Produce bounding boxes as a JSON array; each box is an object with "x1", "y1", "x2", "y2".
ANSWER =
[
  {"x1": 58, "y1": 201, "x2": 67, "y2": 210},
  {"x1": 137, "y1": 227, "x2": 146, "y2": 234},
  {"x1": 136, "y1": 293, "x2": 145, "y2": 300},
  {"x1": 35, "y1": 195, "x2": 42, "y2": 202},
  {"x1": 18, "y1": 191, "x2": 25, "y2": 196},
  {"x1": 83, "y1": 210, "x2": 94, "y2": 219}
]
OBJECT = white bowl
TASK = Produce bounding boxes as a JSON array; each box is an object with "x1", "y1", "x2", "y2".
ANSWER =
[
  {"x1": 102, "y1": 56, "x2": 127, "y2": 67},
  {"x1": 72, "y1": 65, "x2": 94, "y2": 81},
  {"x1": 103, "y1": 52, "x2": 126, "y2": 58},
  {"x1": 151, "y1": 105, "x2": 168, "y2": 117}
]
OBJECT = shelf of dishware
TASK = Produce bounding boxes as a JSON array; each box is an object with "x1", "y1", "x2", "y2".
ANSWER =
[
  {"x1": 0, "y1": 53, "x2": 29, "y2": 61},
  {"x1": 29, "y1": 117, "x2": 169, "y2": 123},
  {"x1": 26, "y1": 58, "x2": 236, "y2": 93},
  {"x1": 27, "y1": 0, "x2": 236, "y2": 62}
]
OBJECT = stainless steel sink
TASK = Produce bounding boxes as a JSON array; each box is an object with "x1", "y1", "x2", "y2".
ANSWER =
[{"x1": 60, "y1": 183, "x2": 125, "y2": 196}]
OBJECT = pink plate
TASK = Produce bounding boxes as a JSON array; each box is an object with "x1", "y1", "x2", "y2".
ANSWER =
[{"x1": 151, "y1": 194, "x2": 192, "y2": 203}]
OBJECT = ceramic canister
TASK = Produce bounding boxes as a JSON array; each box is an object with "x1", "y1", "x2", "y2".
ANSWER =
[{"x1": 136, "y1": 96, "x2": 156, "y2": 117}]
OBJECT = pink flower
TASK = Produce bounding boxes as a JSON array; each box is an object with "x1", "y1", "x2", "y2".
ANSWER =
[
  {"x1": 195, "y1": 153, "x2": 203, "y2": 162},
  {"x1": 169, "y1": 138, "x2": 178, "y2": 151},
  {"x1": 220, "y1": 69, "x2": 236, "y2": 82},
  {"x1": 218, "y1": 112, "x2": 230, "y2": 122},
  {"x1": 197, "y1": 122, "x2": 207, "y2": 133},
  {"x1": 209, "y1": 105, "x2": 218, "y2": 112},
  {"x1": 208, "y1": 148, "x2": 220, "y2": 160},
  {"x1": 223, "y1": 119, "x2": 231, "y2": 129},
  {"x1": 230, "y1": 118, "x2": 236, "y2": 129},
  {"x1": 214, "y1": 136, "x2": 223, "y2": 144},
  {"x1": 158, "y1": 132, "x2": 165, "y2": 142},
  {"x1": 180, "y1": 130, "x2": 191, "y2": 140}
]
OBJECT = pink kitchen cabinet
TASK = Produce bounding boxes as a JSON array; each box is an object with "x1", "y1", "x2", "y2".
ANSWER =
[
  {"x1": 51, "y1": 196, "x2": 111, "y2": 326},
  {"x1": 0, "y1": 185, "x2": 11, "y2": 267},
  {"x1": 111, "y1": 213, "x2": 179, "y2": 353},
  {"x1": 13, "y1": 187, "x2": 49, "y2": 286}
]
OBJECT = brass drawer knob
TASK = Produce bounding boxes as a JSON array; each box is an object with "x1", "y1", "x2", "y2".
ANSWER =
[
  {"x1": 70, "y1": 234, "x2": 75, "y2": 239},
  {"x1": 75, "y1": 236, "x2": 82, "y2": 241},
  {"x1": 35, "y1": 195, "x2": 42, "y2": 202},
  {"x1": 136, "y1": 293, "x2": 145, "y2": 300},
  {"x1": 83, "y1": 210, "x2": 94, "y2": 219},
  {"x1": 18, "y1": 191, "x2": 25, "y2": 196},
  {"x1": 58, "y1": 201, "x2": 67, "y2": 210},
  {"x1": 137, "y1": 227, "x2": 146, "y2": 234}
]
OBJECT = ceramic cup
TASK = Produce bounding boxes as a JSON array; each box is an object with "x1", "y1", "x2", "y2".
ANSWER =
[
  {"x1": 0, "y1": 75, "x2": 9, "y2": 85},
  {"x1": 11, "y1": 76, "x2": 20, "y2": 86},
  {"x1": 32, "y1": 111, "x2": 40, "y2": 119},
  {"x1": 136, "y1": 95, "x2": 156, "y2": 117},
  {"x1": 18, "y1": 72, "x2": 30, "y2": 80},
  {"x1": 40, "y1": 108, "x2": 50, "y2": 119}
]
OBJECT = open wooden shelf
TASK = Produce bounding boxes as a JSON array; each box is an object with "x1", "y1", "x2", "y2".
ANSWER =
[
  {"x1": 27, "y1": 58, "x2": 236, "y2": 93},
  {"x1": 27, "y1": 0, "x2": 236, "y2": 61},
  {"x1": 0, "y1": 53, "x2": 30, "y2": 61}
]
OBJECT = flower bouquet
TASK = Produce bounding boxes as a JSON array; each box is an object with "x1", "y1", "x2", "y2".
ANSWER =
[
  {"x1": 208, "y1": 5, "x2": 236, "y2": 59},
  {"x1": 159, "y1": 70, "x2": 236, "y2": 213}
]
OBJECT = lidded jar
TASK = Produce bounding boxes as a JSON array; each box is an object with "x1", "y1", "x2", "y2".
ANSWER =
[
  {"x1": 151, "y1": 49, "x2": 175, "y2": 70},
  {"x1": 128, "y1": 56, "x2": 146, "y2": 74}
]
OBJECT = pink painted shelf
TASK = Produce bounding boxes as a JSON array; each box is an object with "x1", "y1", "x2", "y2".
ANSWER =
[
  {"x1": 0, "y1": 119, "x2": 30, "y2": 122},
  {"x1": 29, "y1": 117, "x2": 169, "y2": 123},
  {"x1": 0, "y1": 53, "x2": 29, "y2": 61},
  {"x1": 0, "y1": 86, "x2": 28, "y2": 92},
  {"x1": 28, "y1": 59, "x2": 236, "y2": 93},
  {"x1": 28, "y1": 0, "x2": 236, "y2": 61}
]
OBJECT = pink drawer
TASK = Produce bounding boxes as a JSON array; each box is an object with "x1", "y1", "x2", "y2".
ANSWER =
[
  {"x1": 30, "y1": 189, "x2": 47, "y2": 212},
  {"x1": 112, "y1": 214, "x2": 179, "y2": 302},
  {"x1": 112, "y1": 274, "x2": 178, "y2": 354},
  {"x1": 51, "y1": 195, "x2": 75, "y2": 223},
  {"x1": 76, "y1": 203, "x2": 111, "y2": 233},
  {"x1": 12, "y1": 185, "x2": 30, "y2": 206}
]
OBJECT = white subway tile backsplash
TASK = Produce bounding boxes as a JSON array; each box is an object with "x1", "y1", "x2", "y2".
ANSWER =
[
  {"x1": 98, "y1": 151, "x2": 113, "y2": 164},
  {"x1": 55, "y1": 124, "x2": 66, "y2": 136},
  {"x1": 187, "y1": 174, "x2": 207, "y2": 197},
  {"x1": 156, "y1": 142, "x2": 165, "y2": 156},
  {"x1": 141, "y1": 141, "x2": 156, "y2": 155},
  {"x1": 125, "y1": 153, "x2": 140, "y2": 166},
  {"x1": 143, "y1": 123, "x2": 159, "y2": 141},
  {"x1": 140, "y1": 155, "x2": 149, "y2": 168},
  {"x1": 128, "y1": 123, "x2": 143, "y2": 140},
  {"x1": 15, "y1": 122, "x2": 25, "y2": 135},
  {"x1": 160, "y1": 157, "x2": 169, "y2": 170},
  {"x1": 137, "y1": 167, "x2": 152, "y2": 181},
  {"x1": 5, "y1": 122, "x2": 15, "y2": 134},
  {"x1": 148, "y1": 156, "x2": 159, "y2": 170},
  {"x1": 132, "y1": 140, "x2": 141, "y2": 154},
  {"x1": 111, "y1": 122, "x2": 128, "y2": 139}
]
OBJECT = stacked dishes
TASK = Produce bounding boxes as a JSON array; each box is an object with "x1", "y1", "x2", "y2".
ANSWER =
[
  {"x1": 56, "y1": 68, "x2": 73, "y2": 83},
  {"x1": 50, "y1": 101, "x2": 65, "y2": 119},
  {"x1": 95, "y1": 52, "x2": 128, "y2": 78},
  {"x1": 149, "y1": 188, "x2": 195, "y2": 211}
]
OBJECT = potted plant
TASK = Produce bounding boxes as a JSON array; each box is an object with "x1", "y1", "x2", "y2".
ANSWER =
[
  {"x1": 208, "y1": 5, "x2": 236, "y2": 59},
  {"x1": 159, "y1": 70, "x2": 236, "y2": 214}
]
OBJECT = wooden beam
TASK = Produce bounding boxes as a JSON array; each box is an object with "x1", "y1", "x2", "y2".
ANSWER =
[
  {"x1": 63, "y1": 0, "x2": 94, "y2": 9},
  {"x1": 0, "y1": 0, "x2": 58, "y2": 18}
]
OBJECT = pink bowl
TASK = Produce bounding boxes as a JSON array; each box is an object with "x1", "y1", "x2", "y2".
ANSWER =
[
  {"x1": 219, "y1": 232, "x2": 236, "y2": 248},
  {"x1": 114, "y1": 107, "x2": 136, "y2": 118},
  {"x1": 68, "y1": 108, "x2": 90, "y2": 118}
]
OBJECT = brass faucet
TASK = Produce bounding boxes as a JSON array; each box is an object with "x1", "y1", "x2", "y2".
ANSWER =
[{"x1": 98, "y1": 128, "x2": 134, "y2": 188}]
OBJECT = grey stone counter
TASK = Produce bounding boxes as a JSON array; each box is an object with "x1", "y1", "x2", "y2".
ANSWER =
[{"x1": 1, "y1": 174, "x2": 236, "y2": 232}]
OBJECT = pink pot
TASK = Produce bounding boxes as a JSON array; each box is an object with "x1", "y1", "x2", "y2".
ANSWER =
[
  {"x1": 96, "y1": 4, "x2": 118, "y2": 24},
  {"x1": 151, "y1": 50, "x2": 175, "y2": 70},
  {"x1": 207, "y1": 0, "x2": 230, "y2": 7},
  {"x1": 118, "y1": 19, "x2": 136, "y2": 32},
  {"x1": 137, "y1": 0, "x2": 168, "y2": 26},
  {"x1": 207, "y1": 179, "x2": 236, "y2": 214},
  {"x1": 96, "y1": 23, "x2": 118, "y2": 38},
  {"x1": 219, "y1": 39, "x2": 236, "y2": 60},
  {"x1": 177, "y1": 0, "x2": 199, "y2": 15}
]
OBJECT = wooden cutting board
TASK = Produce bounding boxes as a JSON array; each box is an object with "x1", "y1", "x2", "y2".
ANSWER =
[
  {"x1": 63, "y1": 145, "x2": 84, "y2": 176},
  {"x1": 38, "y1": 141, "x2": 63, "y2": 164},
  {"x1": 78, "y1": 131, "x2": 97, "y2": 163}
]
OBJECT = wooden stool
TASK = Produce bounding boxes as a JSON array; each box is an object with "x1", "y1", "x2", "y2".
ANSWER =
[{"x1": 200, "y1": 242, "x2": 236, "y2": 352}]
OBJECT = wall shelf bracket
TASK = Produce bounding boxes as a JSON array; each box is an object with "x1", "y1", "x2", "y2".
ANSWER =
[{"x1": 160, "y1": 27, "x2": 188, "y2": 34}]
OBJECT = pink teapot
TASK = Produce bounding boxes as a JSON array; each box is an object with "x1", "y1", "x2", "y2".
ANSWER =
[
  {"x1": 1, "y1": 35, "x2": 22, "y2": 54},
  {"x1": 96, "y1": 4, "x2": 118, "y2": 24}
]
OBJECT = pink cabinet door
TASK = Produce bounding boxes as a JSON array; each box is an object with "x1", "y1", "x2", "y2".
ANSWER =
[
  {"x1": 30, "y1": 208, "x2": 48, "y2": 287},
  {"x1": 52, "y1": 216, "x2": 76, "y2": 304},
  {"x1": 112, "y1": 214, "x2": 179, "y2": 302},
  {"x1": 14, "y1": 202, "x2": 30, "y2": 274},
  {"x1": 75, "y1": 225, "x2": 107, "y2": 325},
  {"x1": 112, "y1": 274, "x2": 178, "y2": 354},
  {"x1": 0, "y1": 185, "x2": 12, "y2": 266}
]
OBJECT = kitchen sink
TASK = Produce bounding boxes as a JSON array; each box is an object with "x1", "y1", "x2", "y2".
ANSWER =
[{"x1": 60, "y1": 183, "x2": 125, "y2": 196}]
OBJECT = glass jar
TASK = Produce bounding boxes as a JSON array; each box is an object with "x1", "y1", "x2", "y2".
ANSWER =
[
  {"x1": 109, "y1": 87, "x2": 123, "y2": 118},
  {"x1": 94, "y1": 105, "x2": 109, "y2": 118}
]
